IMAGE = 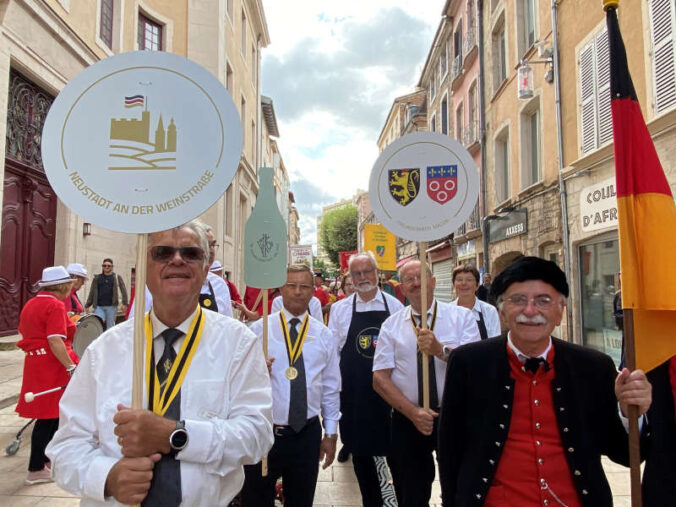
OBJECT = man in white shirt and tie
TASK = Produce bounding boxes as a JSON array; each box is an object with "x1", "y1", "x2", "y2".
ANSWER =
[
  {"x1": 46, "y1": 221, "x2": 273, "y2": 506},
  {"x1": 242, "y1": 263, "x2": 341, "y2": 507},
  {"x1": 373, "y1": 259, "x2": 480, "y2": 506}
]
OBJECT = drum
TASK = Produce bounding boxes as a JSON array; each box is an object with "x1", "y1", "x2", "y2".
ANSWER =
[{"x1": 73, "y1": 314, "x2": 104, "y2": 358}]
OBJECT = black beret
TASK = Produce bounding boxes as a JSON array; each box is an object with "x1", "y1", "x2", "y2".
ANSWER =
[{"x1": 492, "y1": 256, "x2": 569, "y2": 299}]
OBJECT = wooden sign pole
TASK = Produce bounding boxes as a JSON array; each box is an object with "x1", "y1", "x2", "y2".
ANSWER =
[
  {"x1": 262, "y1": 290, "x2": 269, "y2": 476},
  {"x1": 419, "y1": 241, "x2": 429, "y2": 410},
  {"x1": 131, "y1": 234, "x2": 148, "y2": 411},
  {"x1": 623, "y1": 308, "x2": 643, "y2": 507}
]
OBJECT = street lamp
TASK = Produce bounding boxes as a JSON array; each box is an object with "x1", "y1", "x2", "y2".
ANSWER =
[{"x1": 517, "y1": 42, "x2": 554, "y2": 100}]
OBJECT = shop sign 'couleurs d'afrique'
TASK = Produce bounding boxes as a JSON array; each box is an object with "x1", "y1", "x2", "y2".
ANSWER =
[
  {"x1": 369, "y1": 132, "x2": 479, "y2": 242},
  {"x1": 42, "y1": 51, "x2": 241, "y2": 233}
]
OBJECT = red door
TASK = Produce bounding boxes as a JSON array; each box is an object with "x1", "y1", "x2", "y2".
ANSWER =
[{"x1": 0, "y1": 70, "x2": 56, "y2": 336}]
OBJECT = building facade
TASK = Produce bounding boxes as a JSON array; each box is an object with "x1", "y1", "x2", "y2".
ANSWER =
[
  {"x1": 0, "y1": 0, "x2": 287, "y2": 335},
  {"x1": 556, "y1": 0, "x2": 676, "y2": 362}
]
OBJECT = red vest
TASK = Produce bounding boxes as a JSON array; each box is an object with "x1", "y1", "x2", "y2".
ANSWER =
[{"x1": 485, "y1": 345, "x2": 581, "y2": 507}]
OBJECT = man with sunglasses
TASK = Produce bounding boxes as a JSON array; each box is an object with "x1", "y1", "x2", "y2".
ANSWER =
[
  {"x1": 328, "y1": 251, "x2": 403, "y2": 506},
  {"x1": 201, "y1": 226, "x2": 233, "y2": 317},
  {"x1": 242, "y1": 263, "x2": 340, "y2": 506},
  {"x1": 85, "y1": 258, "x2": 128, "y2": 329},
  {"x1": 47, "y1": 221, "x2": 273, "y2": 506},
  {"x1": 438, "y1": 256, "x2": 652, "y2": 507}
]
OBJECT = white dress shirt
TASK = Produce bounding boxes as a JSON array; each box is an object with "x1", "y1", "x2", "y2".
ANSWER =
[
  {"x1": 450, "y1": 297, "x2": 501, "y2": 338},
  {"x1": 328, "y1": 291, "x2": 404, "y2": 352},
  {"x1": 128, "y1": 285, "x2": 152, "y2": 317},
  {"x1": 203, "y1": 272, "x2": 233, "y2": 317},
  {"x1": 46, "y1": 308, "x2": 273, "y2": 506},
  {"x1": 271, "y1": 295, "x2": 323, "y2": 321},
  {"x1": 250, "y1": 310, "x2": 341, "y2": 434},
  {"x1": 373, "y1": 300, "x2": 480, "y2": 406}
]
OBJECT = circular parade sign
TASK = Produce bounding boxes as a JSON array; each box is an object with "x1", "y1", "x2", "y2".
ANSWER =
[
  {"x1": 41, "y1": 51, "x2": 242, "y2": 233},
  {"x1": 368, "y1": 132, "x2": 480, "y2": 242}
]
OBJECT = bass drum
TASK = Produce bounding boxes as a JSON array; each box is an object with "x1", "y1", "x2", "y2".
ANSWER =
[{"x1": 73, "y1": 314, "x2": 104, "y2": 358}]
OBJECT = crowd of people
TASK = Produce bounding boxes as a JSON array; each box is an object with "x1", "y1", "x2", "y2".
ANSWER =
[{"x1": 11, "y1": 220, "x2": 675, "y2": 506}]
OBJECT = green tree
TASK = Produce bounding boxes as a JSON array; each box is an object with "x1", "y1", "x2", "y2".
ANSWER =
[{"x1": 319, "y1": 205, "x2": 358, "y2": 267}]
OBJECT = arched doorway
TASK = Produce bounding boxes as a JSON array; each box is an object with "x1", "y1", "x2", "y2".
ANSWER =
[{"x1": 491, "y1": 251, "x2": 523, "y2": 277}]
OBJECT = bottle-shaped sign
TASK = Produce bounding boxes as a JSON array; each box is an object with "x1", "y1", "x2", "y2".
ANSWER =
[{"x1": 244, "y1": 167, "x2": 288, "y2": 289}]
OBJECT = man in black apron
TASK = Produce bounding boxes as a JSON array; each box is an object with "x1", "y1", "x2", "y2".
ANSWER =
[
  {"x1": 328, "y1": 252, "x2": 404, "y2": 506},
  {"x1": 200, "y1": 226, "x2": 232, "y2": 317}
]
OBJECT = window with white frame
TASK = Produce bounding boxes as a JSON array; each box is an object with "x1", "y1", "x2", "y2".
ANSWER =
[
  {"x1": 138, "y1": 13, "x2": 162, "y2": 51},
  {"x1": 516, "y1": 0, "x2": 536, "y2": 57},
  {"x1": 492, "y1": 16, "x2": 507, "y2": 93},
  {"x1": 494, "y1": 130, "x2": 510, "y2": 203},
  {"x1": 468, "y1": 82, "x2": 478, "y2": 142},
  {"x1": 441, "y1": 96, "x2": 448, "y2": 135},
  {"x1": 579, "y1": 27, "x2": 611, "y2": 154},
  {"x1": 440, "y1": 43, "x2": 448, "y2": 79},
  {"x1": 100, "y1": 0, "x2": 114, "y2": 49},
  {"x1": 520, "y1": 98, "x2": 541, "y2": 188},
  {"x1": 650, "y1": 0, "x2": 676, "y2": 114}
]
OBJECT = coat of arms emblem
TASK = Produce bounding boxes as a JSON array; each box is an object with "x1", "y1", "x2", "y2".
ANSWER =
[
  {"x1": 388, "y1": 168, "x2": 420, "y2": 206},
  {"x1": 426, "y1": 165, "x2": 457, "y2": 205}
]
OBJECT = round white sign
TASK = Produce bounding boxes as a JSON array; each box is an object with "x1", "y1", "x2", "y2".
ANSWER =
[
  {"x1": 368, "y1": 132, "x2": 480, "y2": 242},
  {"x1": 41, "y1": 51, "x2": 242, "y2": 233}
]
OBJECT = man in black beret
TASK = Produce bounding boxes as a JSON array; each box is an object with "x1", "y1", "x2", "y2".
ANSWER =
[{"x1": 438, "y1": 256, "x2": 651, "y2": 507}]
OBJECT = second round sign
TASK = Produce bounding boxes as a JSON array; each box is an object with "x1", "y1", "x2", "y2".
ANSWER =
[{"x1": 368, "y1": 132, "x2": 480, "y2": 242}]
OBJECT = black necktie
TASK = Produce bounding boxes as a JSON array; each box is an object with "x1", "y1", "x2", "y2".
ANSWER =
[
  {"x1": 143, "y1": 328, "x2": 183, "y2": 507},
  {"x1": 287, "y1": 318, "x2": 308, "y2": 432},
  {"x1": 524, "y1": 356, "x2": 550, "y2": 374},
  {"x1": 416, "y1": 314, "x2": 439, "y2": 410}
]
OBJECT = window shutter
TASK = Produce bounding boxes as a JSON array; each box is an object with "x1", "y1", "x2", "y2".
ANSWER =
[
  {"x1": 595, "y1": 29, "x2": 613, "y2": 145},
  {"x1": 651, "y1": 0, "x2": 676, "y2": 114},
  {"x1": 579, "y1": 42, "x2": 597, "y2": 154}
]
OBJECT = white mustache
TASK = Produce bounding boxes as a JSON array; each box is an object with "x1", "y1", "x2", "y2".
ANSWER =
[
  {"x1": 515, "y1": 314, "x2": 548, "y2": 324},
  {"x1": 355, "y1": 281, "x2": 376, "y2": 292}
]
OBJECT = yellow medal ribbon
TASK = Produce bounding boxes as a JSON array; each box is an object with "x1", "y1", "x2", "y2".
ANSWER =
[
  {"x1": 279, "y1": 313, "x2": 310, "y2": 367},
  {"x1": 144, "y1": 306, "x2": 205, "y2": 416},
  {"x1": 410, "y1": 300, "x2": 438, "y2": 333}
]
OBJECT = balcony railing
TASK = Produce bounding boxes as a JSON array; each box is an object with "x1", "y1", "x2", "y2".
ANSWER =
[
  {"x1": 463, "y1": 27, "x2": 476, "y2": 56},
  {"x1": 455, "y1": 203, "x2": 480, "y2": 237},
  {"x1": 451, "y1": 54, "x2": 463, "y2": 81},
  {"x1": 463, "y1": 121, "x2": 480, "y2": 147}
]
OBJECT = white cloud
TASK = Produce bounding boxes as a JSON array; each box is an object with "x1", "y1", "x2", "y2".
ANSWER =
[{"x1": 261, "y1": 0, "x2": 445, "y2": 248}]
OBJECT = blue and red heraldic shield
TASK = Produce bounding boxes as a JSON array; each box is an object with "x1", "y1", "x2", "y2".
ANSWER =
[{"x1": 426, "y1": 165, "x2": 457, "y2": 205}]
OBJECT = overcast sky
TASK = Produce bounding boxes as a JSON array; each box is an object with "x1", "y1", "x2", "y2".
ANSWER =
[{"x1": 261, "y1": 1, "x2": 445, "y2": 250}]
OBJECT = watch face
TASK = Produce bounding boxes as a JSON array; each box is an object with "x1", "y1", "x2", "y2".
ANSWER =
[{"x1": 171, "y1": 429, "x2": 188, "y2": 449}]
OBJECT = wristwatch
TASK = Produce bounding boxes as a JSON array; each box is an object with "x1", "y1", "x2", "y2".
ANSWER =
[
  {"x1": 437, "y1": 345, "x2": 452, "y2": 361},
  {"x1": 169, "y1": 420, "x2": 189, "y2": 455},
  {"x1": 324, "y1": 433, "x2": 338, "y2": 439}
]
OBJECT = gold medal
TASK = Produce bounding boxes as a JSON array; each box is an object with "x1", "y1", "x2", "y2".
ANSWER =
[
  {"x1": 203, "y1": 298, "x2": 212, "y2": 307},
  {"x1": 285, "y1": 366, "x2": 298, "y2": 380}
]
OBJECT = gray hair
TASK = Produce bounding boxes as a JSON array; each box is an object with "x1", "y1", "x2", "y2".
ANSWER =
[
  {"x1": 348, "y1": 251, "x2": 378, "y2": 273},
  {"x1": 148, "y1": 220, "x2": 210, "y2": 268}
]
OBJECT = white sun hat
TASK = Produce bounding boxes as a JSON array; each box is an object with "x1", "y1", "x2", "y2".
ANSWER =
[
  {"x1": 209, "y1": 260, "x2": 223, "y2": 272},
  {"x1": 66, "y1": 263, "x2": 89, "y2": 279},
  {"x1": 38, "y1": 266, "x2": 75, "y2": 288}
]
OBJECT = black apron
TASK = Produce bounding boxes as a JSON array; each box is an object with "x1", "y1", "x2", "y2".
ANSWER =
[
  {"x1": 477, "y1": 310, "x2": 488, "y2": 340},
  {"x1": 339, "y1": 292, "x2": 392, "y2": 456},
  {"x1": 199, "y1": 282, "x2": 218, "y2": 312}
]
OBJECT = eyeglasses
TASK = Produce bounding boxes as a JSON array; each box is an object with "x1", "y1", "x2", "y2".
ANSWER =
[
  {"x1": 149, "y1": 246, "x2": 205, "y2": 264},
  {"x1": 402, "y1": 274, "x2": 428, "y2": 285},
  {"x1": 351, "y1": 268, "x2": 375, "y2": 278},
  {"x1": 284, "y1": 283, "x2": 313, "y2": 291},
  {"x1": 208, "y1": 241, "x2": 219, "y2": 249},
  {"x1": 502, "y1": 294, "x2": 555, "y2": 309},
  {"x1": 102, "y1": 264, "x2": 113, "y2": 268}
]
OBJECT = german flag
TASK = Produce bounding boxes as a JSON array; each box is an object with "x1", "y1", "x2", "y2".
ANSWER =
[{"x1": 608, "y1": 4, "x2": 676, "y2": 372}]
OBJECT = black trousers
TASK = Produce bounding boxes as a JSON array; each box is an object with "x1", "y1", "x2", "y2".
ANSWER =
[
  {"x1": 352, "y1": 454, "x2": 395, "y2": 507},
  {"x1": 29, "y1": 418, "x2": 59, "y2": 471},
  {"x1": 241, "y1": 418, "x2": 321, "y2": 507},
  {"x1": 389, "y1": 410, "x2": 438, "y2": 507}
]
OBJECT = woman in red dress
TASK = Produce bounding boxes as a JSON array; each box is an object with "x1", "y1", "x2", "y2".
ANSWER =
[{"x1": 15, "y1": 266, "x2": 78, "y2": 485}]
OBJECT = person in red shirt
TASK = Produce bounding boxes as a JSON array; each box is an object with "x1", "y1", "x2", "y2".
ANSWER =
[
  {"x1": 16, "y1": 266, "x2": 78, "y2": 486},
  {"x1": 65, "y1": 263, "x2": 88, "y2": 315},
  {"x1": 236, "y1": 286, "x2": 279, "y2": 322},
  {"x1": 314, "y1": 273, "x2": 329, "y2": 306}
]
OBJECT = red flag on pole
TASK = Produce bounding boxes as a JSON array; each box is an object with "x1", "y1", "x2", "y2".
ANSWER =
[{"x1": 608, "y1": 4, "x2": 676, "y2": 373}]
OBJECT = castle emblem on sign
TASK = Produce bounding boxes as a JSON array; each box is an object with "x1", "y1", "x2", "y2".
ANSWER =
[
  {"x1": 108, "y1": 95, "x2": 177, "y2": 170},
  {"x1": 388, "y1": 168, "x2": 420, "y2": 206}
]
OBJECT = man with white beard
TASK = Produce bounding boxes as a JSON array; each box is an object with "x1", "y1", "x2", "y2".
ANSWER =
[{"x1": 328, "y1": 252, "x2": 403, "y2": 506}]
